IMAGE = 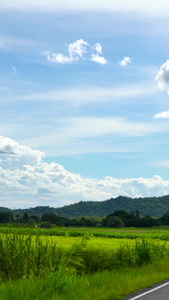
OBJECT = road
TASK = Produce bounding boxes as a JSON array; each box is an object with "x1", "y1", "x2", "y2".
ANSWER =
[{"x1": 128, "y1": 281, "x2": 169, "y2": 300}]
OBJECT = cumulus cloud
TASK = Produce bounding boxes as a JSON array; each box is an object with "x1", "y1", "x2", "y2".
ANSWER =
[
  {"x1": 155, "y1": 60, "x2": 169, "y2": 90},
  {"x1": 68, "y1": 39, "x2": 89, "y2": 58},
  {"x1": 0, "y1": 136, "x2": 45, "y2": 169},
  {"x1": 1, "y1": 136, "x2": 169, "y2": 208},
  {"x1": 44, "y1": 39, "x2": 107, "y2": 65},
  {"x1": 154, "y1": 111, "x2": 169, "y2": 119},
  {"x1": 45, "y1": 52, "x2": 74, "y2": 63},
  {"x1": 91, "y1": 54, "x2": 107, "y2": 65},
  {"x1": 119, "y1": 56, "x2": 132, "y2": 66}
]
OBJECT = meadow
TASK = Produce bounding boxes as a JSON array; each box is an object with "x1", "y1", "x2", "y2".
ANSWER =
[{"x1": 1, "y1": 226, "x2": 169, "y2": 299}]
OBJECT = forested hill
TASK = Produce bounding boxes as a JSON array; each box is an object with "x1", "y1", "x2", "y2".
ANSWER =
[{"x1": 12, "y1": 195, "x2": 169, "y2": 218}]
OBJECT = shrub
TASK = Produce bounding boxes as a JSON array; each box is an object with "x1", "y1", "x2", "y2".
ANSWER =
[{"x1": 40, "y1": 222, "x2": 52, "y2": 228}]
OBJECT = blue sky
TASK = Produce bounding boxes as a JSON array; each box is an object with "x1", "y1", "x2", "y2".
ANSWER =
[{"x1": 1, "y1": 0, "x2": 169, "y2": 208}]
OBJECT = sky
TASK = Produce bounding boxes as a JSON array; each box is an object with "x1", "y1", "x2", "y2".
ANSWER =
[{"x1": 1, "y1": 1, "x2": 169, "y2": 208}]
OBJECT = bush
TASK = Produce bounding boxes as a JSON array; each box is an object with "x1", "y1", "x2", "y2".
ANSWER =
[{"x1": 40, "y1": 222, "x2": 52, "y2": 228}]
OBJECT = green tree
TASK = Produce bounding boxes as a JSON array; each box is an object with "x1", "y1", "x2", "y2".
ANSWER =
[
  {"x1": 22, "y1": 212, "x2": 29, "y2": 223},
  {"x1": 103, "y1": 214, "x2": 124, "y2": 228}
]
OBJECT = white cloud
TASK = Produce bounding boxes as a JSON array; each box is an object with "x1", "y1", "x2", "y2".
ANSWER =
[
  {"x1": 44, "y1": 39, "x2": 107, "y2": 65},
  {"x1": 91, "y1": 54, "x2": 107, "y2": 65},
  {"x1": 119, "y1": 56, "x2": 132, "y2": 67},
  {"x1": 94, "y1": 43, "x2": 102, "y2": 54},
  {"x1": 155, "y1": 60, "x2": 169, "y2": 90},
  {"x1": 45, "y1": 51, "x2": 75, "y2": 64},
  {"x1": 68, "y1": 39, "x2": 89, "y2": 58},
  {"x1": 55, "y1": 116, "x2": 168, "y2": 139},
  {"x1": 0, "y1": 136, "x2": 45, "y2": 169},
  {"x1": 1, "y1": 0, "x2": 169, "y2": 16},
  {"x1": 154, "y1": 111, "x2": 169, "y2": 119},
  {"x1": 19, "y1": 85, "x2": 154, "y2": 103},
  {"x1": 5, "y1": 113, "x2": 169, "y2": 157},
  {"x1": 0, "y1": 136, "x2": 169, "y2": 208}
]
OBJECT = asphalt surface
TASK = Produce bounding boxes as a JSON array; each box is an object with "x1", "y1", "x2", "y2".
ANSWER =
[{"x1": 127, "y1": 281, "x2": 169, "y2": 300}]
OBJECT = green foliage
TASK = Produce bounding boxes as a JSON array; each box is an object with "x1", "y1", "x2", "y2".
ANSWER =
[
  {"x1": 40, "y1": 222, "x2": 52, "y2": 228},
  {"x1": 22, "y1": 212, "x2": 29, "y2": 223},
  {"x1": 65, "y1": 238, "x2": 167, "y2": 274},
  {"x1": 28, "y1": 218, "x2": 36, "y2": 226},
  {"x1": 103, "y1": 215, "x2": 124, "y2": 228},
  {"x1": 0, "y1": 227, "x2": 169, "y2": 300},
  {"x1": 0, "y1": 212, "x2": 13, "y2": 223},
  {"x1": 0, "y1": 232, "x2": 63, "y2": 279},
  {"x1": 2, "y1": 261, "x2": 169, "y2": 300},
  {"x1": 0, "y1": 228, "x2": 167, "y2": 281},
  {"x1": 159, "y1": 211, "x2": 169, "y2": 225},
  {"x1": 2, "y1": 226, "x2": 169, "y2": 240},
  {"x1": 103, "y1": 210, "x2": 159, "y2": 228},
  {"x1": 10, "y1": 194, "x2": 169, "y2": 218}
]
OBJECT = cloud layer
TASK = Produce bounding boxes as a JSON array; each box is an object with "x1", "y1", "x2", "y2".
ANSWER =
[
  {"x1": 1, "y1": 136, "x2": 169, "y2": 209},
  {"x1": 1, "y1": 0, "x2": 169, "y2": 15},
  {"x1": 44, "y1": 39, "x2": 107, "y2": 65}
]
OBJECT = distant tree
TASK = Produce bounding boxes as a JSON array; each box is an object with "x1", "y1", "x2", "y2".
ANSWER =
[
  {"x1": 28, "y1": 218, "x2": 36, "y2": 226},
  {"x1": 22, "y1": 212, "x2": 29, "y2": 223},
  {"x1": 159, "y1": 211, "x2": 169, "y2": 225},
  {"x1": 40, "y1": 222, "x2": 52, "y2": 228},
  {"x1": 103, "y1": 214, "x2": 124, "y2": 228},
  {"x1": 15, "y1": 213, "x2": 22, "y2": 222},
  {"x1": 0, "y1": 212, "x2": 13, "y2": 223},
  {"x1": 29, "y1": 215, "x2": 40, "y2": 222},
  {"x1": 135, "y1": 210, "x2": 140, "y2": 218},
  {"x1": 139, "y1": 216, "x2": 158, "y2": 227},
  {"x1": 41, "y1": 213, "x2": 64, "y2": 224}
]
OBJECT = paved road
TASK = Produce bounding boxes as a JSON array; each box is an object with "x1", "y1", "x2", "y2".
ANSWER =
[{"x1": 128, "y1": 281, "x2": 169, "y2": 300}]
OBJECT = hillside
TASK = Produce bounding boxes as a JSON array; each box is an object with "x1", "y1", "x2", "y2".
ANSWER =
[{"x1": 11, "y1": 195, "x2": 169, "y2": 218}]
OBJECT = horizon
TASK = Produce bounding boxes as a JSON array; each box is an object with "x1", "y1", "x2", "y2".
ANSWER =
[{"x1": 1, "y1": 1, "x2": 169, "y2": 208}]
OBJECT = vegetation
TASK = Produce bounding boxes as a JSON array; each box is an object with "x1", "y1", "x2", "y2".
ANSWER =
[
  {"x1": 2, "y1": 198, "x2": 169, "y2": 298},
  {"x1": 0, "y1": 227, "x2": 169, "y2": 299},
  {"x1": 0, "y1": 208, "x2": 167, "y2": 229},
  {"x1": 11, "y1": 194, "x2": 169, "y2": 218}
]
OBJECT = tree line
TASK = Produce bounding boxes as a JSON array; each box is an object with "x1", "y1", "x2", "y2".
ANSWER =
[{"x1": 1, "y1": 209, "x2": 169, "y2": 228}]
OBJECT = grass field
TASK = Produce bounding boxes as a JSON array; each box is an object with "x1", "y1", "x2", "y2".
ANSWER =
[{"x1": 1, "y1": 225, "x2": 169, "y2": 299}]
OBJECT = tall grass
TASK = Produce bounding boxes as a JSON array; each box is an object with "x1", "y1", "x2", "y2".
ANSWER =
[
  {"x1": 1, "y1": 261, "x2": 169, "y2": 300},
  {"x1": 0, "y1": 229, "x2": 168, "y2": 300},
  {"x1": 0, "y1": 233, "x2": 63, "y2": 279},
  {"x1": 0, "y1": 230, "x2": 167, "y2": 280}
]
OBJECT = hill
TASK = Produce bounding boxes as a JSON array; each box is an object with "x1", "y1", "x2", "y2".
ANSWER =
[
  {"x1": 10, "y1": 195, "x2": 169, "y2": 218},
  {"x1": 0, "y1": 207, "x2": 11, "y2": 213}
]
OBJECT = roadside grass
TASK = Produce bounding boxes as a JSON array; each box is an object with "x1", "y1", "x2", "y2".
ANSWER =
[
  {"x1": 1, "y1": 260, "x2": 169, "y2": 300},
  {"x1": 1, "y1": 228, "x2": 169, "y2": 299}
]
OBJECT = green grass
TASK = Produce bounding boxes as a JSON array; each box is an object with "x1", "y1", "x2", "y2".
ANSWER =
[
  {"x1": 2, "y1": 225, "x2": 169, "y2": 241},
  {"x1": 1, "y1": 227, "x2": 169, "y2": 299},
  {"x1": 1, "y1": 261, "x2": 169, "y2": 300}
]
